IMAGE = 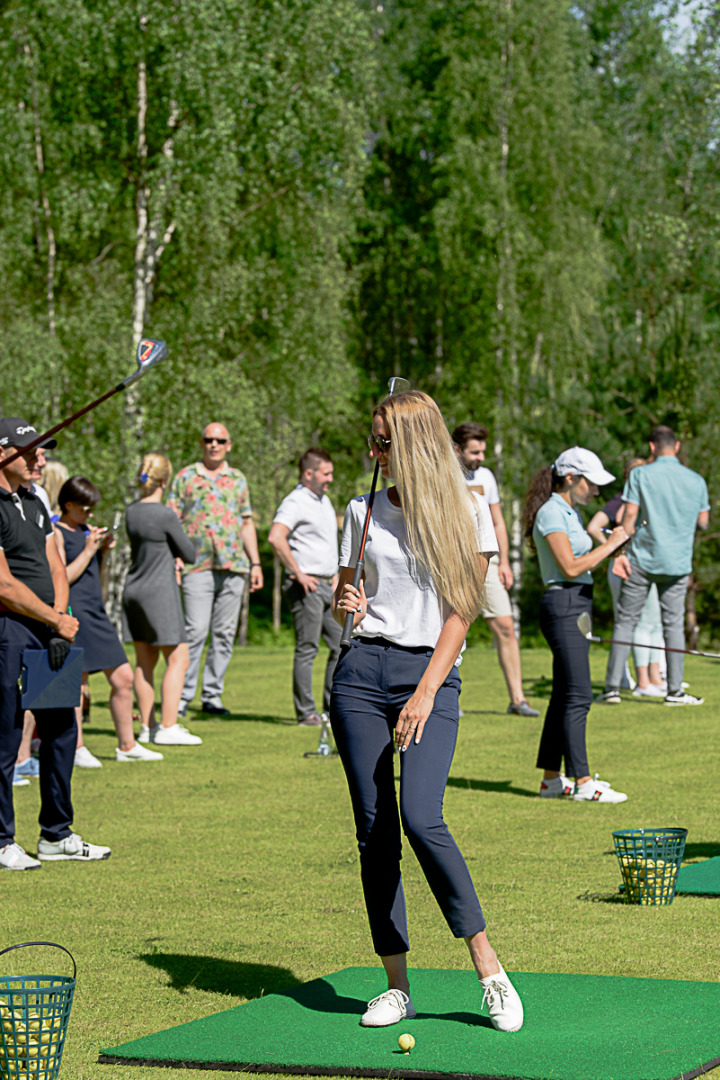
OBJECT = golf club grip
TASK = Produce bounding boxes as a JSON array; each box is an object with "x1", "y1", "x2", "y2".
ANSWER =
[{"x1": 340, "y1": 559, "x2": 364, "y2": 647}]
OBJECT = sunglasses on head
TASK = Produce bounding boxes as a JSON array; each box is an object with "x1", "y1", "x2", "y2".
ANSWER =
[
  {"x1": 367, "y1": 433, "x2": 391, "y2": 453},
  {"x1": 203, "y1": 437, "x2": 228, "y2": 445}
]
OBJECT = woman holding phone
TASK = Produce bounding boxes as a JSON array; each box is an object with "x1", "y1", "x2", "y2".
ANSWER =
[
  {"x1": 331, "y1": 390, "x2": 523, "y2": 1034},
  {"x1": 522, "y1": 448, "x2": 629, "y2": 802}
]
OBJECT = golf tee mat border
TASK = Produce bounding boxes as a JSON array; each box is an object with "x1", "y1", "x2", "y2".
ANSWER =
[{"x1": 98, "y1": 966, "x2": 720, "y2": 1080}]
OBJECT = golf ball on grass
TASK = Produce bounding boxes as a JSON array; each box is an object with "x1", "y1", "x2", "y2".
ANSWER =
[{"x1": 398, "y1": 1033, "x2": 415, "y2": 1053}]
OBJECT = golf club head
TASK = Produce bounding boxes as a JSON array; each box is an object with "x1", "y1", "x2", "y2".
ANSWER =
[
  {"x1": 388, "y1": 376, "x2": 411, "y2": 395},
  {"x1": 577, "y1": 612, "x2": 593, "y2": 639},
  {"x1": 121, "y1": 339, "x2": 169, "y2": 387}
]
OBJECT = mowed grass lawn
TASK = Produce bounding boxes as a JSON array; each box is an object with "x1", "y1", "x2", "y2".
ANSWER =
[{"x1": 3, "y1": 642, "x2": 720, "y2": 1080}]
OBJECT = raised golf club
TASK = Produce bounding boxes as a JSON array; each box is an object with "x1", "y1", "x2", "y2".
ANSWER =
[
  {"x1": 577, "y1": 611, "x2": 720, "y2": 660},
  {"x1": 0, "y1": 338, "x2": 169, "y2": 468},
  {"x1": 339, "y1": 375, "x2": 411, "y2": 648}
]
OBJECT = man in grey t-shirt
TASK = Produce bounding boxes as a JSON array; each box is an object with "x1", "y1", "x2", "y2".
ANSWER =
[{"x1": 269, "y1": 448, "x2": 341, "y2": 726}]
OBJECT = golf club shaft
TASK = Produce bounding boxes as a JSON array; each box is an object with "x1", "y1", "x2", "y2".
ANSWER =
[
  {"x1": 1, "y1": 338, "x2": 168, "y2": 470},
  {"x1": 0, "y1": 384, "x2": 125, "y2": 469},
  {"x1": 340, "y1": 459, "x2": 380, "y2": 648},
  {"x1": 587, "y1": 633, "x2": 720, "y2": 661}
]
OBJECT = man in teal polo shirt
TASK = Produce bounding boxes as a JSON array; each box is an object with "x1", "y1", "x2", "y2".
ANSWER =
[{"x1": 601, "y1": 425, "x2": 709, "y2": 706}]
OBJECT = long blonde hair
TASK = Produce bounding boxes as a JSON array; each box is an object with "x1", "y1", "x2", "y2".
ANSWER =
[
  {"x1": 138, "y1": 452, "x2": 172, "y2": 496},
  {"x1": 40, "y1": 460, "x2": 69, "y2": 515},
  {"x1": 374, "y1": 390, "x2": 486, "y2": 622}
]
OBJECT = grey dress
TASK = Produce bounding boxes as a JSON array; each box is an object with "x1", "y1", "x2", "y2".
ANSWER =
[{"x1": 122, "y1": 502, "x2": 197, "y2": 645}]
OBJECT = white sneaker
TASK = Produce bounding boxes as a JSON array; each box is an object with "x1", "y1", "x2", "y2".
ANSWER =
[
  {"x1": 539, "y1": 774, "x2": 575, "y2": 798},
  {"x1": 665, "y1": 690, "x2": 704, "y2": 706},
  {"x1": 74, "y1": 746, "x2": 102, "y2": 768},
  {"x1": 573, "y1": 777, "x2": 627, "y2": 803},
  {"x1": 151, "y1": 723, "x2": 202, "y2": 746},
  {"x1": 360, "y1": 989, "x2": 417, "y2": 1027},
  {"x1": 12, "y1": 776, "x2": 30, "y2": 788},
  {"x1": 37, "y1": 833, "x2": 111, "y2": 861},
  {"x1": 115, "y1": 743, "x2": 164, "y2": 762},
  {"x1": 594, "y1": 689, "x2": 621, "y2": 705},
  {"x1": 479, "y1": 966, "x2": 524, "y2": 1032},
  {"x1": 138, "y1": 724, "x2": 151, "y2": 743},
  {"x1": 632, "y1": 684, "x2": 666, "y2": 698},
  {"x1": 0, "y1": 843, "x2": 41, "y2": 871}
]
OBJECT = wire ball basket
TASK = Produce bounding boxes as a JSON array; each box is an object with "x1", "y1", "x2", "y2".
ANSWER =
[
  {"x1": 613, "y1": 828, "x2": 688, "y2": 906},
  {"x1": 0, "y1": 942, "x2": 76, "y2": 1079}
]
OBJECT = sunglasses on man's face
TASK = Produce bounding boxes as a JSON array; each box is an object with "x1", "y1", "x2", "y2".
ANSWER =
[
  {"x1": 367, "y1": 433, "x2": 391, "y2": 453},
  {"x1": 203, "y1": 437, "x2": 228, "y2": 445}
]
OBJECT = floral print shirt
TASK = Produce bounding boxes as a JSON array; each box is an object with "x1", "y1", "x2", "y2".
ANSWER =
[{"x1": 167, "y1": 462, "x2": 253, "y2": 574}]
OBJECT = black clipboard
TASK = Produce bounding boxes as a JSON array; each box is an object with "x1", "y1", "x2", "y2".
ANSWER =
[{"x1": 21, "y1": 648, "x2": 84, "y2": 710}]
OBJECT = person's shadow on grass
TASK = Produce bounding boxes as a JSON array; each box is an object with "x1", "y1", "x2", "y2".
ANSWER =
[
  {"x1": 137, "y1": 953, "x2": 302, "y2": 999},
  {"x1": 447, "y1": 777, "x2": 537, "y2": 799},
  {"x1": 193, "y1": 711, "x2": 297, "y2": 726}
]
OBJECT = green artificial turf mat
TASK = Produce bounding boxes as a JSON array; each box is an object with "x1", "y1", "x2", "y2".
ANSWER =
[
  {"x1": 676, "y1": 857, "x2": 720, "y2": 896},
  {"x1": 99, "y1": 966, "x2": 720, "y2": 1080}
]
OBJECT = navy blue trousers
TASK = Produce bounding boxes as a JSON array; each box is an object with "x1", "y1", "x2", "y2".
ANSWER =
[
  {"x1": 330, "y1": 637, "x2": 485, "y2": 956},
  {"x1": 536, "y1": 585, "x2": 593, "y2": 778},
  {"x1": 0, "y1": 615, "x2": 76, "y2": 846}
]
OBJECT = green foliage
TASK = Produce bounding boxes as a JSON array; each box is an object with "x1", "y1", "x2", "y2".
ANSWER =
[{"x1": 2, "y1": 0, "x2": 720, "y2": 630}]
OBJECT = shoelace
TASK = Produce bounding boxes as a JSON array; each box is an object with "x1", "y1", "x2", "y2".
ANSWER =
[
  {"x1": 481, "y1": 978, "x2": 509, "y2": 1012},
  {"x1": 366, "y1": 989, "x2": 409, "y2": 1012}
]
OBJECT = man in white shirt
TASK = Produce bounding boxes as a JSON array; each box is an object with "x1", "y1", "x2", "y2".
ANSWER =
[
  {"x1": 269, "y1": 449, "x2": 342, "y2": 726},
  {"x1": 452, "y1": 423, "x2": 538, "y2": 718}
]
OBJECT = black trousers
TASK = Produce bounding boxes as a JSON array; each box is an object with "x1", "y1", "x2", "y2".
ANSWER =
[
  {"x1": 0, "y1": 615, "x2": 76, "y2": 846},
  {"x1": 330, "y1": 637, "x2": 485, "y2": 956},
  {"x1": 536, "y1": 584, "x2": 593, "y2": 779}
]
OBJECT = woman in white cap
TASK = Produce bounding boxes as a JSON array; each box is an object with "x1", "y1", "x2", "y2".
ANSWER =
[{"x1": 522, "y1": 448, "x2": 629, "y2": 803}]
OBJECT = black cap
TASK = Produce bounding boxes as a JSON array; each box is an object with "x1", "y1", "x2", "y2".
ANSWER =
[{"x1": 0, "y1": 418, "x2": 57, "y2": 451}]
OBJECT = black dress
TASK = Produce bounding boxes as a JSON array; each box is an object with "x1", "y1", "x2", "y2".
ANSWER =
[
  {"x1": 58, "y1": 525, "x2": 128, "y2": 674},
  {"x1": 122, "y1": 502, "x2": 197, "y2": 645}
]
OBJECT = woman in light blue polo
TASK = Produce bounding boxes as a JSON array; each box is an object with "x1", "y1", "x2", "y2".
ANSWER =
[{"x1": 522, "y1": 448, "x2": 629, "y2": 804}]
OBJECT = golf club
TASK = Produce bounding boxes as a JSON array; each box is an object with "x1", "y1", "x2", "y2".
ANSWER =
[
  {"x1": 339, "y1": 375, "x2": 411, "y2": 648},
  {"x1": 0, "y1": 338, "x2": 169, "y2": 469},
  {"x1": 577, "y1": 611, "x2": 720, "y2": 660}
]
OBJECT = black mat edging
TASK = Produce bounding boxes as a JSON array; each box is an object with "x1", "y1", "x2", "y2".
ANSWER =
[
  {"x1": 97, "y1": 1054, "x2": 497, "y2": 1079},
  {"x1": 679, "y1": 1057, "x2": 720, "y2": 1080},
  {"x1": 97, "y1": 1052, "x2": 720, "y2": 1080}
]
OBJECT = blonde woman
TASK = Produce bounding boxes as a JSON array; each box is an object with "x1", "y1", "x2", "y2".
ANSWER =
[
  {"x1": 122, "y1": 454, "x2": 201, "y2": 747},
  {"x1": 331, "y1": 390, "x2": 523, "y2": 1034},
  {"x1": 39, "y1": 459, "x2": 69, "y2": 520}
]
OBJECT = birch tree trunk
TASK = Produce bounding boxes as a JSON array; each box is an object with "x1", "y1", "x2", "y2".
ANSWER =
[
  {"x1": 22, "y1": 38, "x2": 59, "y2": 416},
  {"x1": 494, "y1": 0, "x2": 523, "y2": 638},
  {"x1": 108, "y1": 19, "x2": 177, "y2": 633}
]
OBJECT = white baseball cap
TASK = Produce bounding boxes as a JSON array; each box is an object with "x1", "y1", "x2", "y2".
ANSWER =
[{"x1": 553, "y1": 447, "x2": 615, "y2": 486}]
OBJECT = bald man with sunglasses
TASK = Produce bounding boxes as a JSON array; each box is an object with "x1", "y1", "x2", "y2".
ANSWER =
[{"x1": 168, "y1": 422, "x2": 263, "y2": 718}]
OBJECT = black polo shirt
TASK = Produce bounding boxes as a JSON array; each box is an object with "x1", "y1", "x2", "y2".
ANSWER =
[{"x1": 0, "y1": 487, "x2": 55, "y2": 607}]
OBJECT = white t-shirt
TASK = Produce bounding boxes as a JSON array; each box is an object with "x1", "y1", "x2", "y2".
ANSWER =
[
  {"x1": 31, "y1": 483, "x2": 53, "y2": 517},
  {"x1": 340, "y1": 489, "x2": 498, "y2": 648},
  {"x1": 464, "y1": 466, "x2": 500, "y2": 506},
  {"x1": 273, "y1": 484, "x2": 339, "y2": 576}
]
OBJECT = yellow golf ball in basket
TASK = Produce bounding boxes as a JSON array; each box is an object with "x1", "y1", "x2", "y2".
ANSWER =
[{"x1": 398, "y1": 1033, "x2": 415, "y2": 1053}]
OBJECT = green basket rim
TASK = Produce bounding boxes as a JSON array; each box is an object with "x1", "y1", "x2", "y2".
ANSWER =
[{"x1": 612, "y1": 827, "x2": 688, "y2": 839}]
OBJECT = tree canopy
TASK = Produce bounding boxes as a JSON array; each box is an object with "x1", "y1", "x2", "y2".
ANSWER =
[{"x1": 2, "y1": 0, "x2": 719, "y2": 636}]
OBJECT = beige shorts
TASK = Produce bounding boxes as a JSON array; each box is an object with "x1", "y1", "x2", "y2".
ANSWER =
[{"x1": 480, "y1": 555, "x2": 513, "y2": 620}]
